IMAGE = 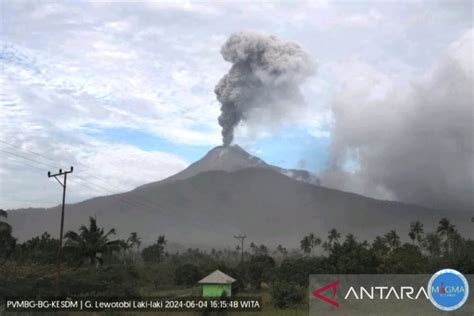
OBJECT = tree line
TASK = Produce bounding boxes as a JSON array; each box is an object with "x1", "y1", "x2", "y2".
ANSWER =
[{"x1": 1, "y1": 211, "x2": 473, "y2": 309}]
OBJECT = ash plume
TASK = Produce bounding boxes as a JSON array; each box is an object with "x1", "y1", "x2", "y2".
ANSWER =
[
  {"x1": 215, "y1": 31, "x2": 315, "y2": 146},
  {"x1": 321, "y1": 29, "x2": 474, "y2": 212}
]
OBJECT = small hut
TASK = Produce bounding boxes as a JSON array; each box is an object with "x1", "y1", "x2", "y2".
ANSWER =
[{"x1": 198, "y1": 270, "x2": 236, "y2": 297}]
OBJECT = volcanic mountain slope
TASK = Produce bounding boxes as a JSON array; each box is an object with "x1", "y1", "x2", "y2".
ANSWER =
[
  {"x1": 140, "y1": 145, "x2": 320, "y2": 186},
  {"x1": 6, "y1": 146, "x2": 473, "y2": 247}
]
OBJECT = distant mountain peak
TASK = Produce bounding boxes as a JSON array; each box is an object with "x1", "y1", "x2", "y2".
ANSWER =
[
  {"x1": 153, "y1": 144, "x2": 320, "y2": 186},
  {"x1": 203, "y1": 145, "x2": 266, "y2": 166},
  {"x1": 208, "y1": 144, "x2": 253, "y2": 156}
]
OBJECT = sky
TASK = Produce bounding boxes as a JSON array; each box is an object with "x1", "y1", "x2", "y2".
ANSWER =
[{"x1": 0, "y1": 0, "x2": 472, "y2": 211}]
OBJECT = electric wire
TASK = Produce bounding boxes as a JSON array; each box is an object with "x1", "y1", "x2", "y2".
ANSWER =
[{"x1": 1, "y1": 144, "x2": 181, "y2": 214}]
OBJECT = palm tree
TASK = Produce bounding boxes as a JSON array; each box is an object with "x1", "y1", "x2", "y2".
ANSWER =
[
  {"x1": 300, "y1": 236, "x2": 312, "y2": 254},
  {"x1": 345, "y1": 233, "x2": 357, "y2": 246},
  {"x1": 156, "y1": 235, "x2": 167, "y2": 262},
  {"x1": 372, "y1": 236, "x2": 389, "y2": 257},
  {"x1": 322, "y1": 229, "x2": 341, "y2": 252},
  {"x1": 424, "y1": 232, "x2": 442, "y2": 257},
  {"x1": 258, "y1": 244, "x2": 269, "y2": 255},
  {"x1": 408, "y1": 221, "x2": 424, "y2": 245},
  {"x1": 126, "y1": 232, "x2": 141, "y2": 263},
  {"x1": 64, "y1": 217, "x2": 123, "y2": 267},
  {"x1": 384, "y1": 230, "x2": 401, "y2": 251},
  {"x1": 276, "y1": 244, "x2": 288, "y2": 257},
  {"x1": 127, "y1": 232, "x2": 141, "y2": 250},
  {"x1": 437, "y1": 218, "x2": 452, "y2": 239},
  {"x1": 301, "y1": 233, "x2": 321, "y2": 255},
  {"x1": 437, "y1": 218, "x2": 457, "y2": 256},
  {"x1": 311, "y1": 235, "x2": 322, "y2": 255},
  {"x1": 250, "y1": 242, "x2": 257, "y2": 254},
  {"x1": 328, "y1": 229, "x2": 341, "y2": 244}
]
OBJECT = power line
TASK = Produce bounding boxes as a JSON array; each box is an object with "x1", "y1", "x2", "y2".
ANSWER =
[
  {"x1": 0, "y1": 146, "x2": 147, "y2": 207},
  {"x1": 0, "y1": 142, "x2": 148, "y2": 202},
  {"x1": 0, "y1": 140, "x2": 61, "y2": 164},
  {"x1": 73, "y1": 175, "x2": 162, "y2": 210},
  {"x1": 0, "y1": 149, "x2": 59, "y2": 170},
  {"x1": 67, "y1": 179, "x2": 145, "y2": 209},
  {"x1": 1, "y1": 142, "x2": 185, "y2": 215},
  {"x1": 0, "y1": 156, "x2": 143, "y2": 210},
  {"x1": 2, "y1": 155, "x2": 147, "y2": 210},
  {"x1": 70, "y1": 174, "x2": 175, "y2": 212},
  {"x1": 67, "y1": 174, "x2": 170, "y2": 211},
  {"x1": 2, "y1": 158, "x2": 50, "y2": 173},
  {"x1": 0, "y1": 141, "x2": 129, "y2": 193},
  {"x1": 69, "y1": 171, "x2": 182, "y2": 213}
]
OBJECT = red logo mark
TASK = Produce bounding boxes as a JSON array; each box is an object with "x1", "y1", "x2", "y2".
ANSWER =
[
  {"x1": 440, "y1": 282, "x2": 446, "y2": 294},
  {"x1": 312, "y1": 280, "x2": 340, "y2": 308}
]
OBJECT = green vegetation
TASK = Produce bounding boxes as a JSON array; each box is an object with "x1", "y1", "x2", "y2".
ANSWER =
[
  {"x1": 0, "y1": 216, "x2": 473, "y2": 315},
  {"x1": 0, "y1": 209, "x2": 16, "y2": 265},
  {"x1": 270, "y1": 281, "x2": 304, "y2": 309},
  {"x1": 64, "y1": 217, "x2": 123, "y2": 267},
  {"x1": 142, "y1": 235, "x2": 167, "y2": 263}
]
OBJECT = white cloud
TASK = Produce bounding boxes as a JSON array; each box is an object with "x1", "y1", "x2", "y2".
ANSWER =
[
  {"x1": 0, "y1": 140, "x2": 188, "y2": 209},
  {"x1": 338, "y1": 9, "x2": 384, "y2": 29},
  {"x1": 71, "y1": 143, "x2": 188, "y2": 192},
  {"x1": 0, "y1": 1, "x2": 471, "y2": 209}
]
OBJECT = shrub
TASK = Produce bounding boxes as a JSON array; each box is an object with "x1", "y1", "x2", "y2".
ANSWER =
[
  {"x1": 0, "y1": 264, "x2": 139, "y2": 297},
  {"x1": 175, "y1": 263, "x2": 202, "y2": 287},
  {"x1": 270, "y1": 281, "x2": 304, "y2": 308},
  {"x1": 246, "y1": 255, "x2": 275, "y2": 289}
]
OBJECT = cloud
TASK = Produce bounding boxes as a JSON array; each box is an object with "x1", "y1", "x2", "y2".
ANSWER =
[
  {"x1": 1, "y1": 1, "x2": 225, "y2": 146},
  {"x1": 0, "y1": 140, "x2": 188, "y2": 209},
  {"x1": 321, "y1": 29, "x2": 474, "y2": 212},
  {"x1": 339, "y1": 9, "x2": 384, "y2": 29},
  {"x1": 70, "y1": 143, "x2": 189, "y2": 193},
  {"x1": 0, "y1": 1, "x2": 472, "y2": 210}
]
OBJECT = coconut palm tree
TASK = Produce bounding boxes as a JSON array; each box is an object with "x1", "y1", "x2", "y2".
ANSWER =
[
  {"x1": 127, "y1": 232, "x2": 141, "y2": 250},
  {"x1": 437, "y1": 218, "x2": 452, "y2": 239},
  {"x1": 384, "y1": 230, "x2": 401, "y2": 251},
  {"x1": 301, "y1": 233, "x2": 322, "y2": 255},
  {"x1": 310, "y1": 234, "x2": 322, "y2": 255},
  {"x1": 64, "y1": 217, "x2": 123, "y2": 267},
  {"x1": 424, "y1": 232, "x2": 442, "y2": 257},
  {"x1": 276, "y1": 244, "x2": 288, "y2": 257},
  {"x1": 250, "y1": 242, "x2": 257, "y2": 254},
  {"x1": 126, "y1": 232, "x2": 141, "y2": 263},
  {"x1": 322, "y1": 229, "x2": 341, "y2": 252},
  {"x1": 437, "y1": 217, "x2": 457, "y2": 256},
  {"x1": 408, "y1": 221, "x2": 424, "y2": 245},
  {"x1": 300, "y1": 235, "x2": 312, "y2": 254},
  {"x1": 328, "y1": 229, "x2": 341, "y2": 244},
  {"x1": 141, "y1": 235, "x2": 168, "y2": 262}
]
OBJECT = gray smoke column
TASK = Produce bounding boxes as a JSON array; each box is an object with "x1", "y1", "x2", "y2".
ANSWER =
[
  {"x1": 215, "y1": 31, "x2": 315, "y2": 146},
  {"x1": 321, "y1": 29, "x2": 474, "y2": 212}
]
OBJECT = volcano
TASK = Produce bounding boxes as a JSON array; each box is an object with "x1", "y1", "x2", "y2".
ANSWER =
[
  {"x1": 140, "y1": 145, "x2": 320, "y2": 187},
  {"x1": 6, "y1": 145, "x2": 473, "y2": 248}
]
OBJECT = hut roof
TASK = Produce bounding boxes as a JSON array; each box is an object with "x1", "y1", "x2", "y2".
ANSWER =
[{"x1": 198, "y1": 270, "x2": 236, "y2": 284}]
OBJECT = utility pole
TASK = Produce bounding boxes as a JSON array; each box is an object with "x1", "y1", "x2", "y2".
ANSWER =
[
  {"x1": 234, "y1": 235, "x2": 246, "y2": 263},
  {"x1": 48, "y1": 166, "x2": 73, "y2": 297}
]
